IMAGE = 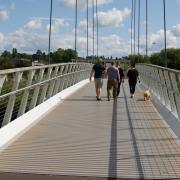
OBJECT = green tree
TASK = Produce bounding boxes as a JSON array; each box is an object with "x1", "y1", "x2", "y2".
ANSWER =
[
  {"x1": 1, "y1": 50, "x2": 12, "y2": 59},
  {"x1": 0, "y1": 57, "x2": 14, "y2": 70}
]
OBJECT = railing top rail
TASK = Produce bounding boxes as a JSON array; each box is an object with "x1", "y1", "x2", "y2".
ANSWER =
[
  {"x1": 0, "y1": 62, "x2": 91, "y2": 75},
  {"x1": 137, "y1": 63, "x2": 180, "y2": 74}
]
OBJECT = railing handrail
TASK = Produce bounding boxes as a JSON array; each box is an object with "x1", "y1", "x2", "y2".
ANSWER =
[
  {"x1": 0, "y1": 62, "x2": 89, "y2": 75},
  {"x1": 138, "y1": 63, "x2": 180, "y2": 74},
  {"x1": 0, "y1": 69, "x2": 87, "y2": 100}
]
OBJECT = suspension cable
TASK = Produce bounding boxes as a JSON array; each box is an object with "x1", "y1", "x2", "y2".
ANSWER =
[
  {"x1": 48, "y1": 0, "x2": 53, "y2": 64},
  {"x1": 87, "y1": 0, "x2": 89, "y2": 59},
  {"x1": 92, "y1": 0, "x2": 95, "y2": 61},
  {"x1": 96, "y1": 0, "x2": 99, "y2": 58},
  {"x1": 75, "y1": 0, "x2": 78, "y2": 61},
  {"x1": 138, "y1": 0, "x2": 141, "y2": 56},
  {"x1": 163, "y1": 0, "x2": 167, "y2": 67},
  {"x1": 134, "y1": 0, "x2": 136, "y2": 55},
  {"x1": 131, "y1": 0, "x2": 134, "y2": 56},
  {"x1": 146, "y1": 0, "x2": 148, "y2": 57}
]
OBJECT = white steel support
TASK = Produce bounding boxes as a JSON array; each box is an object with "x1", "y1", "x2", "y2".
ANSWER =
[
  {"x1": 0, "y1": 75, "x2": 6, "y2": 94},
  {"x1": 53, "y1": 66, "x2": 64, "y2": 95},
  {"x1": 38, "y1": 67, "x2": 53, "y2": 104},
  {"x1": 158, "y1": 69, "x2": 170, "y2": 108},
  {"x1": 164, "y1": 70, "x2": 177, "y2": 116},
  {"x1": 170, "y1": 72, "x2": 180, "y2": 118},
  {"x1": 2, "y1": 72, "x2": 23, "y2": 126},
  {"x1": 29, "y1": 68, "x2": 45, "y2": 109},
  {"x1": 17, "y1": 70, "x2": 35, "y2": 117},
  {"x1": 47, "y1": 66, "x2": 59, "y2": 98}
]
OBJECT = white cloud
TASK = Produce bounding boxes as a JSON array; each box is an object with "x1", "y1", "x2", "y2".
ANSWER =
[
  {"x1": 97, "y1": 8, "x2": 130, "y2": 27},
  {"x1": 23, "y1": 19, "x2": 42, "y2": 30},
  {"x1": 137, "y1": 24, "x2": 180, "y2": 55},
  {"x1": 0, "y1": 3, "x2": 15, "y2": 21},
  {"x1": 59, "y1": 0, "x2": 112, "y2": 10},
  {"x1": 100, "y1": 34, "x2": 129, "y2": 57},
  {"x1": 0, "y1": 9, "x2": 9, "y2": 21},
  {"x1": 46, "y1": 19, "x2": 69, "y2": 33},
  {"x1": 171, "y1": 24, "x2": 180, "y2": 37}
]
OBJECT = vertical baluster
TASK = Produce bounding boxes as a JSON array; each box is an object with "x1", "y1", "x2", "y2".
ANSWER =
[
  {"x1": 38, "y1": 67, "x2": 53, "y2": 104},
  {"x1": 53, "y1": 65, "x2": 64, "y2": 95},
  {"x1": 17, "y1": 70, "x2": 35, "y2": 117},
  {"x1": 170, "y1": 72, "x2": 180, "y2": 119},
  {"x1": 47, "y1": 66, "x2": 59, "y2": 98},
  {"x1": 29, "y1": 68, "x2": 45, "y2": 109},
  {"x1": 164, "y1": 70, "x2": 177, "y2": 116},
  {"x1": 66, "y1": 64, "x2": 73, "y2": 88},
  {"x1": 2, "y1": 72, "x2": 23, "y2": 126},
  {"x1": 159, "y1": 69, "x2": 170, "y2": 109},
  {"x1": 59, "y1": 64, "x2": 69, "y2": 91},
  {"x1": 0, "y1": 75, "x2": 7, "y2": 94},
  {"x1": 153, "y1": 68, "x2": 161, "y2": 100}
]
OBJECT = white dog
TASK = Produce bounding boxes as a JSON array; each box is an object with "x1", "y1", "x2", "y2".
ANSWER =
[{"x1": 144, "y1": 90, "x2": 150, "y2": 101}]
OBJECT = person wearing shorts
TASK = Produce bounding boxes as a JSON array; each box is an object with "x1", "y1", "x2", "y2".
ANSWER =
[{"x1": 90, "y1": 59, "x2": 105, "y2": 101}]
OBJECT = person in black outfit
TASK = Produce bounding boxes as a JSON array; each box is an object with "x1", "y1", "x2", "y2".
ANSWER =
[
  {"x1": 116, "y1": 62, "x2": 124, "y2": 96},
  {"x1": 127, "y1": 63, "x2": 139, "y2": 98}
]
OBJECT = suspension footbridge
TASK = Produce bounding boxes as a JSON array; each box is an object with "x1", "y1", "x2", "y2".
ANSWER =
[{"x1": 0, "y1": 63, "x2": 180, "y2": 179}]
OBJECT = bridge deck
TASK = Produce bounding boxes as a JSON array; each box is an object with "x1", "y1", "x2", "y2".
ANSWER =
[{"x1": 0, "y1": 80, "x2": 180, "y2": 180}]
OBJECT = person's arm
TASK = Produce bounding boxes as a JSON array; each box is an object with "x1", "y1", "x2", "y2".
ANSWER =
[
  {"x1": 89, "y1": 68, "x2": 94, "y2": 81},
  {"x1": 121, "y1": 68, "x2": 125, "y2": 82},
  {"x1": 117, "y1": 69, "x2": 120, "y2": 82}
]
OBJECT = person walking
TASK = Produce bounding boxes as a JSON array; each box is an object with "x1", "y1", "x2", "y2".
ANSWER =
[
  {"x1": 127, "y1": 63, "x2": 139, "y2": 98},
  {"x1": 116, "y1": 62, "x2": 124, "y2": 96},
  {"x1": 106, "y1": 61, "x2": 120, "y2": 101},
  {"x1": 90, "y1": 58, "x2": 105, "y2": 101}
]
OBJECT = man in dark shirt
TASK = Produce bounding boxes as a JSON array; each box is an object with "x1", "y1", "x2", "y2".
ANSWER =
[
  {"x1": 116, "y1": 62, "x2": 124, "y2": 96},
  {"x1": 127, "y1": 63, "x2": 139, "y2": 98},
  {"x1": 90, "y1": 59, "x2": 105, "y2": 101}
]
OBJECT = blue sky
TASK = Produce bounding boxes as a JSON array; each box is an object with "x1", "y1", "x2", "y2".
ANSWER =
[{"x1": 0, "y1": 0, "x2": 180, "y2": 58}]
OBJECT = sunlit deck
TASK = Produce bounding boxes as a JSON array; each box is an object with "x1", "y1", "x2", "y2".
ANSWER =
[{"x1": 0, "y1": 80, "x2": 179, "y2": 179}]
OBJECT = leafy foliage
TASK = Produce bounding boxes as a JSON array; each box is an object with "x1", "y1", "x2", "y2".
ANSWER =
[{"x1": 0, "y1": 48, "x2": 77, "y2": 69}]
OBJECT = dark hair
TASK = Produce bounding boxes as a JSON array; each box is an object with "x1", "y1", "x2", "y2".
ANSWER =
[
  {"x1": 131, "y1": 63, "x2": 135, "y2": 67},
  {"x1": 111, "y1": 61, "x2": 115, "y2": 66}
]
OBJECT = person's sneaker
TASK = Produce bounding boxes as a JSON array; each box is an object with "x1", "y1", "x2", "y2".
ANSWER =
[{"x1": 97, "y1": 98, "x2": 102, "y2": 101}]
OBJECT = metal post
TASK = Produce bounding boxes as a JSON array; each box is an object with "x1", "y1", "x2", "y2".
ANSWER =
[
  {"x1": 146, "y1": 0, "x2": 148, "y2": 57},
  {"x1": 48, "y1": 0, "x2": 53, "y2": 64},
  {"x1": 138, "y1": 0, "x2": 141, "y2": 56},
  {"x1": 92, "y1": 0, "x2": 95, "y2": 62},
  {"x1": 96, "y1": 0, "x2": 98, "y2": 58},
  {"x1": 75, "y1": 0, "x2": 78, "y2": 61},
  {"x1": 87, "y1": 0, "x2": 89, "y2": 59},
  {"x1": 131, "y1": 0, "x2": 134, "y2": 56},
  {"x1": 134, "y1": 0, "x2": 136, "y2": 55},
  {"x1": 163, "y1": 0, "x2": 167, "y2": 67}
]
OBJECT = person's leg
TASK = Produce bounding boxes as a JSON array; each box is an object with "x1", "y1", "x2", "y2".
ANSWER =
[
  {"x1": 112, "y1": 80, "x2": 118, "y2": 99},
  {"x1": 129, "y1": 81, "x2": 133, "y2": 97},
  {"x1": 94, "y1": 79, "x2": 99, "y2": 99},
  {"x1": 96, "y1": 79, "x2": 103, "y2": 100},
  {"x1": 117, "y1": 80, "x2": 122, "y2": 96},
  {"x1": 117, "y1": 82, "x2": 120, "y2": 96},
  {"x1": 107, "y1": 80, "x2": 112, "y2": 101}
]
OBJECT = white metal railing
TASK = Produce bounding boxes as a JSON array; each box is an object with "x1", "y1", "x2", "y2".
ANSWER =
[
  {"x1": 0, "y1": 63, "x2": 92, "y2": 127},
  {"x1": 137, "y1": 63, "x2": 180, "y2": 119}
]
